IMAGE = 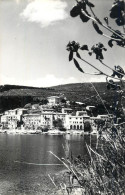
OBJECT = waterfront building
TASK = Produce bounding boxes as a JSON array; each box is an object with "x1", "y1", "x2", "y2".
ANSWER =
[
  {"x1": 65, "y1": 115, "x2": 90, "y2": 130},
  {"x1": 0, "y1": 114, "x2": 2, "y2": 123},
  {"x1": 5, "y1": 109, "x2": 17, "y2": 115},
  {"x1": 22, "y1": 114, "x2": 41, "y2": 129},
  {"x1": 41, "y1": 112, "x2": 54, "y2": 129},
  {"x1": 1, "y1": 108, "x2": 28, "y2": 129},
  {"x1": 1, "y1": 114, "x2": 21, "y2": 129},
  {"x1": 1, "y1": 115, "x2": 8, "y2": 123}
]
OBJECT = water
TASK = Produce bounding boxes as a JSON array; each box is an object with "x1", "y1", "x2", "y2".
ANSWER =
[{"x1": 0, "y1": 134, "x2": 97, "y2": 195}]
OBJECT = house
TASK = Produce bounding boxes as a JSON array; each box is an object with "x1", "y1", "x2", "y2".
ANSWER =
[
  {"x1": 1, "y1": 115, "x2": 8, "y2": 123},
  {"x1": 41, "y1": 108, "x2": 54, "y2": 113},
  {"x1": 1, "y1": 108, "x2": 27, "y2": 129},
  {"x1": 47, "y1": 96, "x2": 60, "y2": 105},
  {"x1": 76, "y1": 110, "x2": 88, "y2": 116},
  {"x1": 47, "y1": 96, "x2": 63, "y2": 106},
  {"x1": 61, "y1": 108, "x2": 73, "y2": 114},
  {"x1": 32, "y1": 104, "x2": 40, "y2": 110},
  {"x1": 98, "y1": 115, "x2": 109, "y2": 121},
  {"x1": 16, "y1": 108, "x2": 28, "y2": 115},
  {"x1": 86, "y1": 106, "x2": 95, "y2": 111},
  {"x1": 22, "y1": 114, "x2": 41, "y2": 128},
  {"x1": 65, "y1": 115, "x2": 86, "y2": 130},
  {"x1": 53, "y1": 113, "x2": 67, "y2": 126},
  {"x1": 1, "y1": 114, "x2": 21, "y2": 129},
  {"x1": 41, "y1": 112, "x2": 54, "y2": 129},
  {"x1": 0, "y1": 114, "x2": 2, "y2": 123}
]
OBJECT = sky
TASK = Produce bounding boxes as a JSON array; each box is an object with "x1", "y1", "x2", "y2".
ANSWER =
[{"x1": 0, "y1": 0, "x2": 124, "y2": 87}]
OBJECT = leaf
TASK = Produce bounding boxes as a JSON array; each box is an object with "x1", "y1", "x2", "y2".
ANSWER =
[
  {"x1": 73, "y1": 58, "x2": 84, "y2": 73},
  {"x1": 86, "y1": 1, "x2": 95, "y2": 8},
  {"x1": 80, "y1": 11, "x2": 90, "y2": 22},
  {"x1": 69, "y1": 51, "x2": 73, "y2": 61},
  {"x1": 70, "y1": 5, "x2": 80, "y2": 17},
  {"x1": 76, "y1": 52, "x2": 81, "y2": 59},
  {"x1": 80, "y1": 45, "x2": 88, "y2": 50},
  {"x1": 92, "y1": 21, "x2": 103, "y2": 35},
  {"x1": 108, "y1": 40, "x2": 113, "y2": 47}
]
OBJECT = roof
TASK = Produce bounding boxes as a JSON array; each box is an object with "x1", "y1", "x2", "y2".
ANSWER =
[
  {"x1": 76, "y1": 102, "x2": 85, "y2": 105},
  {"x1": 98, "y1": 115, "x2": 109, "y2": 117},
  {"x1": 42, "y1": 108, "x2": 54, "y2": 111},
  {"x1": 68, "y1": 115, "x2": 86, "y2": 118},
  {"x1": 41, "y1": 112, "x2": 54, "y2": 115},
  {"x1": 47, "y1": 96, "x2": 60, "y2": 99},
  {"x1": 23, "y1": 114, "x2": 40, "y2": 117},
  {"x1": 62, "y1": 108, "x2": 72, "y2": 110}
]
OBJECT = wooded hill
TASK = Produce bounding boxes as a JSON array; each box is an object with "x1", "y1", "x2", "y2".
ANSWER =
[{"x1": 0, "y1": 83, "x2": 124, "y2": 113}]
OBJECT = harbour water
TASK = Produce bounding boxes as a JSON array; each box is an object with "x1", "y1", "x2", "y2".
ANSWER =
[{"x1": 0, "y1": 133, "x2": 97, "y2": 195}]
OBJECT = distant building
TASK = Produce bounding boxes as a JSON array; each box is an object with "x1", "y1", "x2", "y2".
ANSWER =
[
  {"x1": 16, "y1": 108, "x2": 28, "y2": 115},
  {"x1": 1, "y1": 115, "x2": 8, "y2": 123},
  {"x1": 47, "y1": 96, "x2": 61, "y2": 106},
  {"x1": 22, "y1": 114, "x2": 41, "y2": 128},
  {"x1": 41, "y1": 108, "x2": 54, "y2": 113},
  {"x1": 76, "y1": 111, "x2": 88, "y2": 116},
  {"x1": 98, "y1": 115, "x2": 109, "y2": 121},
  {"x1": 32, "y1": 104, "x2": 40, "y2": 110},
  {"x1": 76, "y1": 102, "x2": 85, "y2": 105},
  {"x1": 65, "y1": 115, "x2": 90, "y2": 130},
  {"x1": 1, "y1": 108, "x2": 28, "y2": 129},
  {"x1": 47, "y1": 95, "x2": 65, "y2": 106},
  {"x1": 0, "y1": 114, "x2": 2, "y2": 123},
  {"x1": 41, "y1": 112, "x2": 54, "y2": 129},
  {"x1": 86, "y1": 106, "x2": 95, "y2": 111},
  {"x1": 1, "y1": 114, "x2": 21, "y2": 129},
  {"x1": 62, "y1": 108, "x2": 73, "y2": 114},
  {"x1": 54, "y1": 113, "x2": 66, "y2": 125}
]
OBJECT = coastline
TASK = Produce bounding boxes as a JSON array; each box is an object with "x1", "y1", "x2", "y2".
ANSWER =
[{"x1": 0, "y1": 129, "x2": 97, "y2": 135}]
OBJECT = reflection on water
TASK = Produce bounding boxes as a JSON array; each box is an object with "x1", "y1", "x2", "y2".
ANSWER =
[{"x1": 0, "y1": 134, "x2": 97, "y2": 194}]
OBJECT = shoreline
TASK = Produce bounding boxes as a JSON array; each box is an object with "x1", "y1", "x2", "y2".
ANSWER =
[{"x1": 0, "y1": 129, "x2": 97, "y2": 135}]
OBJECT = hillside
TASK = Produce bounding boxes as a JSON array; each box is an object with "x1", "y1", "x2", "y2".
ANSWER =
[{"x1": 0, "y1": 83, "x2": 124, "y2": 112}]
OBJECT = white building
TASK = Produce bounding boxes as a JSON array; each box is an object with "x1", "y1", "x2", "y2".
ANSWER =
[
  {"x1": 41, "y1": 112, "x2": 54, "y2": 129},
  {"x1": 62, "y1": 108, "x2": 73, "y2": 114},
  {"x1": 41, "y1": 108, "x2": 54, "y2": 113},
  {"x1": 97, "y1": 115, "x2": 110, "y2": 121},
  {"x1": 47, "y1": 96, "x2": 64, "y2": 106},
  {"x1": 22, "y1": 114, "x2": 41, "y2": 128},
  {"x1": 1, "y1": 108, "x2": 28, "y2": 129},
  {"x1": 1, "y1": 115, "x2": 8, "y2": 123},
  {"x1": 76, "y1": 110, "x2": 88, "y2": 116},
  {"x1": 65, "y1": 115, "x2": 90, "y2": 130}
]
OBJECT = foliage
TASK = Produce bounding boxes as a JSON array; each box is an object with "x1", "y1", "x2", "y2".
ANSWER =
[
  {"x1": 53, "y1": 118, "x2": 64, "y2": 130},
  {"x1": 57, "y1": 0, "x2": 125, "y2": 194},
  {"x1": 50, "y1": 126, "x2": 125, "y2": 195}
]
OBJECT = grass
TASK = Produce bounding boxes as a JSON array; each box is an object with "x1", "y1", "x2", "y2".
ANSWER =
[{"x1": 49, "y1": 124, "x2": 125, "y2": 195}]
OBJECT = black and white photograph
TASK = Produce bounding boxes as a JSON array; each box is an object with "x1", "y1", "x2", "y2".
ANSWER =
[{"x1": 0, "y1": 0, "x2": 125, "y2": 194}]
